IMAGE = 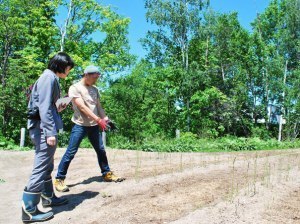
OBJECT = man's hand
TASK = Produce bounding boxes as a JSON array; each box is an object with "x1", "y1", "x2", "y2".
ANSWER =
[
  {"x1": 107, "y1": 120, "x2": 118, "y2": 131},
  {"x1": 47, "y1": 136, "x2": 56, "y2": 146},
  {"x1": 97, "y1": 118, "x2": 107, "y2": 131}
]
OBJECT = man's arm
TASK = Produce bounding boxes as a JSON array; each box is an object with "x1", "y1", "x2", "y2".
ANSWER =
[
  {"x1": 73, "y1": 97, "x2": 108, "y2": 130},
  {"x1": 73, "y1": 97, "x2": 101, "y2": 121},
  {"x1": 96, "y1": 100, "x2": 108, "y2": 120}
]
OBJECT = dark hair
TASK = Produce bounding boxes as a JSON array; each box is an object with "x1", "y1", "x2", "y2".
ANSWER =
[{"x1": 48, "y1": 52, "x2": 75, "y2": 74}]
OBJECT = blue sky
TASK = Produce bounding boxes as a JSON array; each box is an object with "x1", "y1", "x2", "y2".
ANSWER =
[{"x1": 101, "y1": 0, "x2": 271, "y2": 58}]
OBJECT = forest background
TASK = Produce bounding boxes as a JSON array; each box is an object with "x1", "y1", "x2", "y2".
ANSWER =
[{"x1": 0, "y1": 0, "x2": 299, "y2": 152}]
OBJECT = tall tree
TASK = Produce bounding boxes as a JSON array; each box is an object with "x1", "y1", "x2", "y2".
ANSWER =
[
  {"x1": 54, "y1": 0, "x2": 135, "y2": 131},
  {"x1": 56, "y1": 0, "x2": 134, "y2": 74},
  {"x1": 0, "y1": 0, "x2": 135, "y2": 142},
  {"x1": 0, "y1": 0, "x2": 58, "y2": 140},
  {"x1": 143, "y1": 0, "x2": 209, "y2": 131},
  {"x1": 252, "y1": 0, "x2": 300, "y2": 140}
]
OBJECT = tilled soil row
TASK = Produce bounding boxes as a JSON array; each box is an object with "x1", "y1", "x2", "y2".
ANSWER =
[
  {"x1": 0, "y1": 149, "x2": 299, "y2": 224},
  {"x1": 49, "y1": 149, "x2": 300, "y2": 224}
]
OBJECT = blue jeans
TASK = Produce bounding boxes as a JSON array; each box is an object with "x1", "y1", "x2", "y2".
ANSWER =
[{"x1": 56, "y1": 124, "x2": 110, "y2": 180}]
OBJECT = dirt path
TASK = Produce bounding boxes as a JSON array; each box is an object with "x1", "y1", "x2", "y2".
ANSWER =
[{"x1": 0, "y1": 148, "x2": 299, "y2": 224}]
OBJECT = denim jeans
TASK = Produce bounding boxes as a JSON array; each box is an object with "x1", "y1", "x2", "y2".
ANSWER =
[{"x1": 56, "y1": 124, "x2": 110, "y2": 179}]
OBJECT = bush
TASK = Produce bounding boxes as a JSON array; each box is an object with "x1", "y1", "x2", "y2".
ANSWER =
[
  {"x1": 106, "y1": 134, "x2": 300, "y2": 152},
  {"x1": 0, "y1": 132, "x2": 30, "y2": 150},
  {"x1": 58, "y1": 131, "x2": 70, "y2": 147},
  {"x1": 107, "y1": 134, "x2": 133, "y2": 149},
  {"x1": 58, "y1": 131, "x2": 93, "y2": 148},
  {"x1": 4, "y1": 131, "x2": 300, "y2": 152},
  {"x1": 251, "y1": 127, "x2": 272, "y2": 140}
]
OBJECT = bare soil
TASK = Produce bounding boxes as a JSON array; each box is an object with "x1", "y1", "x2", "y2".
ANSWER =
[{"x1": 0, "y1": 148, "x2": 299, "y2": 224}]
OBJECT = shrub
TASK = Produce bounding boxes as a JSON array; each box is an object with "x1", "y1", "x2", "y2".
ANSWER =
[
  {"x1": 58, "y1": 131, "x2": 93, "y2": 148},
  {"x1": 106, "y1": 134, "x2": 300, "y2": 152},
  {"x1": 0, "y1": 132, "x2": 30, "y2": 150}
]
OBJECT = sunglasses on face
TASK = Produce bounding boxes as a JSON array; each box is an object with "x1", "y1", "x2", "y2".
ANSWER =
[{"x1": 87, "y1": 72, "x2": 101, "y2": 76}]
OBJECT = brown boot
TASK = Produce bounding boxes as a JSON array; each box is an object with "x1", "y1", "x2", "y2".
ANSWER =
[
  {"x1": 103, "y1": 171, "x2": 125, "y2": 182},
  {"x1": 54, "y1": 179, "x2": 69, "y2": 192}
]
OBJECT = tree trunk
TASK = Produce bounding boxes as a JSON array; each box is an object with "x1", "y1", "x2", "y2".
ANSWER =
[
  {"x1": 186, "y1": 98, "x2": 190, "y2": 132},
  {"x1": 1, "y1": 35, "x2": 11, "y2": 88},
  {"x1": 264, "y1": 68, "x2": 269, "y2": 129},
  {"x1": 221, "y1": 64, "x2": 225, "y2": 82},
  {"x1": 60, "y1": 0, "x2": 73, "y2": 52},
  {"x1": 293, "y1": 122, "x2": 299, "y2": 140},
  {"x1": 278, "y1": 60, "x2": 288, "y2": 141}
]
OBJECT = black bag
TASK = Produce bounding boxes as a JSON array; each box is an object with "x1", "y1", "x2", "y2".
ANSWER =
[
  {"x1": 26, "y1": 77, "x2": 59, "y2": 120},
  {"x1": 27, "y1": 106, "x2": 40, "y2": 120},
  {"x1": 27, "y1": 80, "x2": 40, "y2": 120}
]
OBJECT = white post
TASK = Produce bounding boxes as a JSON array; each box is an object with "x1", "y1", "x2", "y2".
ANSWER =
[
  {"x1": 176, "y1": 129, "x2": 180, "y2": 139},
  {"x1": 102, "y1": 131, "x2": 106, "y2": 147},
  {"x1": 20, "y1": 128, "x2": 26, "y2": 147},
  {"x1": 278, "y1": 115, "x2": 282, "y2": 141}
]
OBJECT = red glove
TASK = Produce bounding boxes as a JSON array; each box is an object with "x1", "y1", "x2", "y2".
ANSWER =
[{"x1": 97, "y1": 118, "x2": 107, "y2": 131}]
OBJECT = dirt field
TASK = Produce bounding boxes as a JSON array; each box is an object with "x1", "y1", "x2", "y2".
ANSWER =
[{"x1": 0, "y1": 148, "x2": 299, "y2": 224}]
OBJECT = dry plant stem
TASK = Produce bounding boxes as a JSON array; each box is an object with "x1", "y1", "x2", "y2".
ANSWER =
[
  {"x1": 180, "y1": 153, "x2": 183, "y2": 171},
  {"x1": 253, "y1": 152, "x2": 258, "y2": 196},
  {"x1": 230, "y1": 156, "x2": 237, "y2": 202},
  {"x1": 135, "y1": 150, "x2": 141, "y2": 182}
]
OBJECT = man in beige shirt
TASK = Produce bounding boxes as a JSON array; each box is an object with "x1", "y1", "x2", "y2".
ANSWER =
[{"x1": 54, "y1": 65, "x2": 124, "y2": 192}]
